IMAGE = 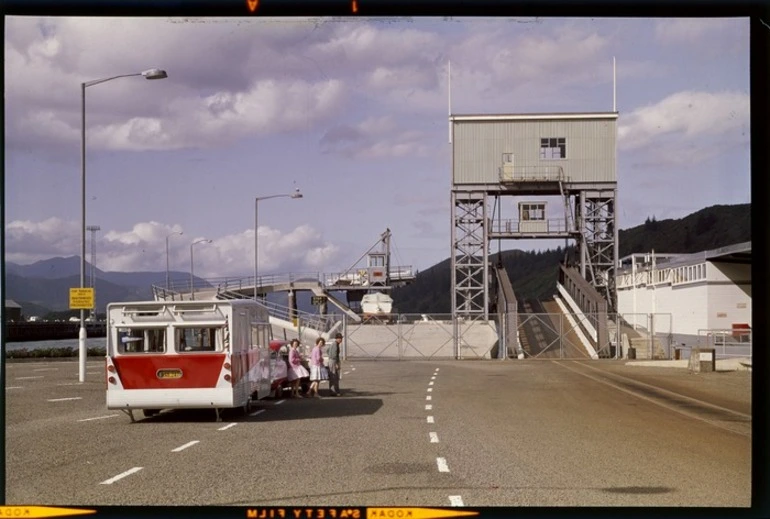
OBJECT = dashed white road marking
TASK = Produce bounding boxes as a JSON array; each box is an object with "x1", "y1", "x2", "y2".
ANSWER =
[
  {"x1": 426, "y1": 395, "x2": 432, "y2": 401},
  {"x1": 100, "y1": 467, "x2": 143, "y2": 485},
  {"x1": 429, "y1": 432, "x2": 439, "y2": 443},
  {"x1": 343, "y1": 371, "x2": 350, "y2": 375},
  {"x1": 77, "y1": 415, "x2": 119, "y2": 422},
  {"x1": 16, "y1": 376, "x2": 44, "y2": 380},
  {"x1": 425, "y1": 404, "x2": 433, "y2": 410},
  {"x1": 249, "y1": 409, "x2": 265, "y2": 417},
  {"x1": 429, "y1": 381, "x2": 434, "y2": 385},
  {"x1": 33, "y1": 368, "x2": 58, "y2": 372},
  {"x1": 47, "y1": 397, "x2": 82, "y2": 402},
  {"x1": 437, "y1": 457, "x2": 450, "y2": 472},
  {"x1": 57, "y1": 383, "x2": 81, "y2": 386},
  {"x1": 434, "y1": 368, "x2": 440, "y2": 372},
  {"x1": 171, "y1": 441, "x2": 199, "y2": 452},
  {"x1": 427, "y1": 388, "x2": 433, "y2": 392},
  {"x1": 218, "y1": 423, "x2": 237, "y2": 431},
  {"x1": 275, "y1": 399, "x2": 286, "y2": 406},
  {"x1": 6, "y1": 386, "x2": 23, "y2": 390},
  {"x1": 427, "y1": 416, "x2": 434, "y2": 423},
  {"x1": 449, "y1": 496, "x2": 464, "y2": 506},
  {"x1": 431, "y1": 376, "x2": 436, "y2": 380}
]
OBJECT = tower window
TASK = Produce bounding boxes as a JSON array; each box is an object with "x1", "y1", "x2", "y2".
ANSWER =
[{"x1": 540, "y1": 137, "x2": 566, "y2": 159}]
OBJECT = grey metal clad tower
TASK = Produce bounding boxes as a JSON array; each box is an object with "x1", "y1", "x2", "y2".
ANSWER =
[{"x1": 450, "y1": 112, "x2": 619, "y2": 355}]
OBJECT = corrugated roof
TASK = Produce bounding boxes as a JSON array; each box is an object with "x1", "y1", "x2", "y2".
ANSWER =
[{"x1": 451, "y1": 112, "x2": 619, "y2": 122}]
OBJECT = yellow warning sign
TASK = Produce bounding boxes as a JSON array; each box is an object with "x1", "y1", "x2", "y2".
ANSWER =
[
  {"x1": 367, "y1": 509, "x2": 478, "y2": 519},
  {"x1": 0, "y1": 507, "x2": 96, "y2": 519},
  {"x1": 69, "y1": 288, "x2": 94, "y2": 310}
]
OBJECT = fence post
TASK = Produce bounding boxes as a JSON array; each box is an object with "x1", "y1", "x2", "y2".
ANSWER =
[{"x1": 342, "y1": 314, "x2": 347, "y2": 360}]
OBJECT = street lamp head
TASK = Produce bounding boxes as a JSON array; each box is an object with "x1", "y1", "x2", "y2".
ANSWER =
[
  {"x1": 142, "y1": 68, "x2": 168, "y2": 80},
  {"x1": 291, "y1": 188, "x2": 303, "y2": 199}
]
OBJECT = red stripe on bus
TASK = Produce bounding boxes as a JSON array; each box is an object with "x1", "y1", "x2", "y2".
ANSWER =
[{"x1": 113, "y1": 355, "x2": 225, "y2": 389}]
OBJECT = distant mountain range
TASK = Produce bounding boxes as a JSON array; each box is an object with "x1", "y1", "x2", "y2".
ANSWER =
[{"x1": 4, "y1": 204, "x2": 751, "y2": 319}]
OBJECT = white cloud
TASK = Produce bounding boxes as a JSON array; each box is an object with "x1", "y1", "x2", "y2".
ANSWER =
[
  {"x1": 5, "y1": 218, "x2": 340, "y2": 278},
  {"x1": 320, "y1": 115, "x2": 430, "y2": 159},
  {"x1": 654, "y1": 19, "x2": 735, "y2": 45},
  {"x1": 618, "y1": 90, "x2": 749, "y2": 153}
]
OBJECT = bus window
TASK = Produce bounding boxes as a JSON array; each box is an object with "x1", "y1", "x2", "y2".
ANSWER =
[
  {"x1": 117, "y1": 328, "x2": 166, "y2": 354},
  {"x1": 176, "y1": 327, "x2": 222, "y2": 352}
]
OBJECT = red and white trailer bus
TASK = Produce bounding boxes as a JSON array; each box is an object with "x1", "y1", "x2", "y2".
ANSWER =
[{"x1": 105, "y1": 299, "x2": 274, "y2": 422}]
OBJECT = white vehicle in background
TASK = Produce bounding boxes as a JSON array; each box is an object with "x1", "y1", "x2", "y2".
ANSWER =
[{"x1": 105, "y1": 299, "x2": 274, "y2": 422}]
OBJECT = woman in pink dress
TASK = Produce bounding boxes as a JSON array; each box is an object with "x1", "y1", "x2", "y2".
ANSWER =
[
  {"x1": 287, "y1": 339, "x2": 309, "y2": 398},
  {"x1": 307, "y1": 337, "x2": 327, "y2": 398}
]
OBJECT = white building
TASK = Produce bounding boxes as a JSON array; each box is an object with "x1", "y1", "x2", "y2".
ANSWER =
[{"x1": 615, "y1": 242, "x2": 751, "y2": 352}]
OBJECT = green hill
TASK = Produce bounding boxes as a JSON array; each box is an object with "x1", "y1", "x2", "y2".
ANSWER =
[{"x1": 392, "y1": 204, "x2": 751, "y2": 314}]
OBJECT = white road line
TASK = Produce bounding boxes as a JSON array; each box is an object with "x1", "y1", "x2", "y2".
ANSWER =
[
  {"x1": 427, "y1": 388, "x2": 433, "y2": 392},
  {"x1": 171, "y1": 441, "x2": 199, "y2": 452},
  {"x1": 33, "y1": 368, "x2": 58, "y2": 372},
  {"x1": 6, "y1": 386, "x2": 23, "y2": 390},
  {"x1": 425, "y1": 404, "x2": 432, "y2": 410},
  {"x1": 426, "y1": 395, "x2": 432, "y2": 401},
  {"x1": 275, "y1": 399, "x2": 286, "y2": 406},
  {"x1": 86, "y1": 371, "x2": 101, "y2": 375},
  {"x1": 16, "y1": 376, "x2": 44, "y2": 380},
  {"x1": 47, "y1": 397, "x2": 82, "y2": 402},
  {"x1": 427, "y1": 416, "x2": 434, "y2": 423},
  {"x1": 449, "y1": 496, "x2": 464, "y2": 506},
  {"x1": 437, "y1": 457, "x2": 450, "y2": 472},
  {"x1": 57, "y1": 383, "x2": 81, "y2": 386},
  {"x1": 343, "y1": 371, "x2": 350, "y2": 375},
  {"x1": 218, "y1": 423, "x2": 237, "y2": 431},
  {"x1": 429, "y1": 381, "x2": 434, "y2": 385},
  {"x1": 78, "y1": 415, "x2": 119, "y2": 422},
  {"x1": 249, "y1": 409, "x2": 265, "y2": 417},
  {"x1": 429, "y1": 432, "x2": 439, "y2": 443},
  {"x1": 435, "y1": 368, "x2": 440, "y2": 372},
  {"x1": 100, "y1": 467, "x2": 143, "y2": 485}
]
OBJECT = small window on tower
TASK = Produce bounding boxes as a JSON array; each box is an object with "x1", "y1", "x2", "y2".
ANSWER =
[{"x1": 540, "y1": 137, "x2": 566, "y2": 159}]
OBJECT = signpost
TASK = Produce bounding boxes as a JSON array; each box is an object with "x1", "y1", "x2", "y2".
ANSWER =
[
  {"x1": 69, "y1": 288, "x2": 95, "y2": 310},
  {"x1": 311, "y1": 295, "x2": 327, "y2": 306}
]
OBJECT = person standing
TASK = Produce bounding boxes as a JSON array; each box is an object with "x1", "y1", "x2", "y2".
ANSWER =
[
  {"x1": 287, "y1": 339, "x2": 309, "y2": 398},
  {"x1": 307, "y1": 337, "x2": 327, "y2": 398},
  {"x1": 327, "y1": 332, "x2": 343, "y2": 396}
]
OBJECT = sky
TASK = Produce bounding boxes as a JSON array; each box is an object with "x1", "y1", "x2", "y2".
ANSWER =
[{"x1": 4, "y1": 16, "x2": 751, "y2": 281}]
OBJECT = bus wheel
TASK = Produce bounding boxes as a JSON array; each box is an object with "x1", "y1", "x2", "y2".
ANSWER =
[{"x1": 142, "y1": 409, "x2": 160, "y2": 418}]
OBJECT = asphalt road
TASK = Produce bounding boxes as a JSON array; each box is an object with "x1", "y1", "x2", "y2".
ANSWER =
[{"x1": 5, "y1": 357, "x2": 751, "y2": 508}]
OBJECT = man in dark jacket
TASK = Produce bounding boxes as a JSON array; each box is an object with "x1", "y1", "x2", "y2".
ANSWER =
[{"x1": 327, "y1": 332, "x2": 343, "y2": 396}]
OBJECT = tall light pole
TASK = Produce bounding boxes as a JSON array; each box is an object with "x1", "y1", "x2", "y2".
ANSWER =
[
  {"x1": 79, "y1": 68, "x2": 168, "y2": 383},
  {"x1": 86, "y1": 224, "x2": 100, "y2": 320},
  {"x1": 254, "y1": 189, "x2": 303, "y2": 300},
  {"x1": 190, "y1": 239, "x2": 212, "y2": 301},
  {"x1": 166, "y1": 231, "x2": 184, "y2": 291}
]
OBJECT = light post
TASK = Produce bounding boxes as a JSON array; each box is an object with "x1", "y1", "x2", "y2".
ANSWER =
[
  {"x1": 190, "y1": 239, "x2": 212, "y2": 301},
  {"x1": 79, "y1": 68, "x2": 168, "y2": 383},
  {"x1": 166, "y1": 231, "x2": 184, "y2": 291},
  {"x1": 254, "y1": 189, "x2": 303, "y2": 300}
]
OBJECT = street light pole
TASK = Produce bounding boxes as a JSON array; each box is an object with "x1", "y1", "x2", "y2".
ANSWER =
[
  {"x1": 78, "y1": 68, "x2": 167, "y2": 383},
  {"x1": 190, "y1": 238, "x2": 212, "y2": 301},
  {"x1": 254, "y1": 189, "x2": 303, "y2": 301},
  {"x1": 166, "y1": 231, "x2": 183, "y2": 291}
]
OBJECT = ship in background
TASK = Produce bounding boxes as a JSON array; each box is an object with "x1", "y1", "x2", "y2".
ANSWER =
[{"x1": 324, "y1": 228, "x2": 414, "y2": 322}]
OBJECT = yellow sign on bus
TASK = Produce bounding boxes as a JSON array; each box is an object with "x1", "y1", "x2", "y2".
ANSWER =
[{"x1": 69, "y1": 288, "x2": 94, "y2": 309}]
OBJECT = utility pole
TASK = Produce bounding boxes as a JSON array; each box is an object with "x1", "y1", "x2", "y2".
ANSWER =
[{"x1": 86, "y1": 225, "x2": 100, "y2": 320}]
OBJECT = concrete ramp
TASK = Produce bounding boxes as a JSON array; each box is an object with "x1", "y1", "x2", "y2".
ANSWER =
[{"x1": 310, "y1": 287, "x2": 362, "y2": 322}]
